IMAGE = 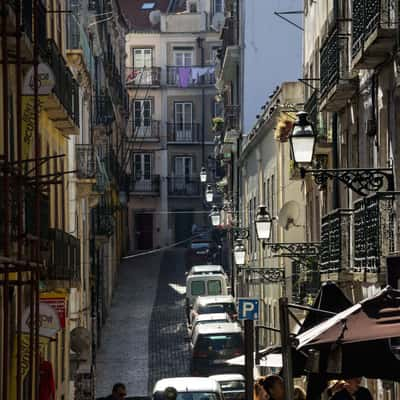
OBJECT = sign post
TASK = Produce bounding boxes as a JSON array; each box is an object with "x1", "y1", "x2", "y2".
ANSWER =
[{"x1": 238, "y1": 298, "x2": 259, "y2": 400}]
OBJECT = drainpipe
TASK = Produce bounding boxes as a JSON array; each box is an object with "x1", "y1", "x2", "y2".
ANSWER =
[{"x1": 332, "y1": 112, "x2": 339, "y2": 209}]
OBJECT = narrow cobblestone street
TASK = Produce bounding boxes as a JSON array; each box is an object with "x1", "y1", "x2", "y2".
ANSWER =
[{"x1": 96, "y1": 248, "x2": 189, "y2": 397}]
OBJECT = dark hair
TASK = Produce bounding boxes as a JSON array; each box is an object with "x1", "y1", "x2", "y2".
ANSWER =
[
  {"x1": 261, "y1": 375, "x2": 283, "y2": 395},
  {"x1": 112, "y1": 383, "x2": 126, "y2": 393}
]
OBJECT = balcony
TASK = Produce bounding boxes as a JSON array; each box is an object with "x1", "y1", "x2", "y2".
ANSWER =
[
  {"x1": 352, "y1": 0, "x2": 397, "y2": 69},
  {"x1": 167, "y1": 177, "x2": 201, "y2": 196},
  {"x1": 319, "y1": 22, "x2": 357, "y2": 111},
  {"x1": 320, "y1": 209, "x2": 352, "y2": 279},
  {"x1": 126, "y1": 67, "x2": 161, "y2": 87},
  {"x1": 167, "y1": 123, "x2": 201, "y2": 143},
  {"x1": 220, "y1": 17, "x2": 240, "y2": 81},
  {"x1": 166, "y1": 66, "x2": 216, "y2": 87},
  {"x1": 352, "y1": 194, "x2": 395, "y2": 278},
  {"x1": 44, "y1": 39, "x2": 79, "y2": 134},
  {"x1": 224, "y1": 105, "x2": 240, "y2": 131},
  {"x1": 94, "y1": 94, "x2": 114, "y2": 126},
  {"x1": 129, "y1": 120, "x2": 160, "y2": 141},
  {"x1": 129, "y1": 175, "x2": 160, "y2": 195},
  {"x1": 42, "y1": 228, "x2": 80, "y2": 288},
  {"x1": 93, "y1": 205, "x2": 115, "y2": 240}
]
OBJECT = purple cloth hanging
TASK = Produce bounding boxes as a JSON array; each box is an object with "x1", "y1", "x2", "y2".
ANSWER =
[{"x1": 178, "y1": 67, "x2": 192, "y2": 88}]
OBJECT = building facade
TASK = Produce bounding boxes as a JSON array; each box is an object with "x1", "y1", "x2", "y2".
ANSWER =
[{"x1": 121, "y1": 0, "x2": 221, "y2": 251}]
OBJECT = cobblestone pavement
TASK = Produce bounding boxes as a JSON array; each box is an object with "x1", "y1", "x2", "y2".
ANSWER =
[
  {"x1": 96, "y1": 248, "x2": 190, "y2": 398},
  {"x1": 96, "y1": 251, "x2": 162, "y2": 397},
  {"x1": 148, "y1": 248, "x2": 190, "y2": 391}
]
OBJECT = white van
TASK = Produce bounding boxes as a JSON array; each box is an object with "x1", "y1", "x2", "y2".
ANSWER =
[{"x1": 185, "y1": 273, "x2": 228, "y2": 320}]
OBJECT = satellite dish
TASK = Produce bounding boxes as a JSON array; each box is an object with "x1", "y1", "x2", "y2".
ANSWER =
[
  {"x1": 149, "y1": 10, "x2": 161, "y2": 26},
  {"x1": 211, "y1": 12, "x2": 225, "y2": 32},
  {"x1": 278, "y1": 201, "x2": 301, "y2": 230},
  {"x1": 70, "y1": 327, "x2": 90, "y2": 360}
]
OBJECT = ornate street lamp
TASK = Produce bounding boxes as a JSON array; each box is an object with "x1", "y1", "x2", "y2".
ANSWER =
[
  {"x1": 210, "y1": 205, "x2": 221, "y2": 227},
  {"x1": 255, "y1": 205, "x2": 272, "y2": 241},
  {"x1": 205, "y1": 184, "x2": 214, "y2": 203},
  {"x1": 289, "y1": 111, "x2": 316, "y2": 165},
  {"x1": 200, "y1": 166, "x2": 207, "y2": 183},
  {"x1": 289, "y1": 111, "x2": 394, "y2": 196},
  {"x1": 234, "y1": 239, "x2": 246, "y2": 266}
]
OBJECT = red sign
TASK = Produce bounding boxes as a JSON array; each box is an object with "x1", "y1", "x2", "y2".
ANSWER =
[{"x1": 40, "y1": 297, "x2": 66, "y2": 329}]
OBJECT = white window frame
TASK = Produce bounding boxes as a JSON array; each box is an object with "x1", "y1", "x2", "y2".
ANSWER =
[
  {"x1": 174, "y1": 50, "x2": 193, "y2": 66},
  {"x1": 174, "y1": 102, "x2": 193, "y2": 141},
  {"x1": 133, "y1": 99, "x2": 152, "y2": 136}
]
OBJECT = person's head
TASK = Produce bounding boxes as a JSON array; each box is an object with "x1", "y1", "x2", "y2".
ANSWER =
[
  {"x1": 254, "y1": 377, "x2": 269, "y2": 400},
  {"x1": 261, "y1": 375, "x2": 284, "y2": 400},
  {"x1": 293, "y1": 386, "x2": 306, "y2": 400},
  {"x1": 345, "y1": 378, "x2": 362, "y2": 394},
  {"x1": 112, "y1": 383, "x2": 127, "y2": 399}
]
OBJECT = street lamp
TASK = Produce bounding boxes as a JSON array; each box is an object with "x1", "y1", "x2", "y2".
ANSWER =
[
  {"x1": 210, "y1": 205, "x2": 221, "y2": 227},
  {"x1": 206, "y1": 184, "x2": 214, "y2": 203},
  {"x1": 289, "y1": 111, "x2": 316, "y2": 165},
  {"x1": 255, "y1": 205, "x2": 272, "y2": 241},
  {"x1": 234, "y1": 239, "x2": 246, "y2": 266},
  {"x1": 200, "y1": 166, "x2": 207, "y2": 183}
]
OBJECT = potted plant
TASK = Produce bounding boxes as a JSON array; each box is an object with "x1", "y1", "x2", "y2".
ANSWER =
[{"x1": 212, "y1": 117, "x2": 224, "y2": 132}]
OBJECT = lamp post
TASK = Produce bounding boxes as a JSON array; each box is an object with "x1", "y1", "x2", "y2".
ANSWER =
[
  {"x1": 200, "y1": 166, "x2": 207, "y2": 183},
  {"x1": 206, "y1": 184, "x2": 214, "y2": 203},
  {"x1": 255, "y1": 205, "x2": 272, "y2": 241},
  {"x1": 289, "y1": 111, "x2": 394, "y2": 196},
  {"x1": 234, "y1": 239, "x2": 246, "y2": 266},
  {"x1": 210, "y1": 205, "x2": 221, "y2": 227}
]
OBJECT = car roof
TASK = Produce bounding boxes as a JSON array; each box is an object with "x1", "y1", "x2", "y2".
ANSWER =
[
  {"x1": 194, "y1": 322, "x2": 242, "y2": 335},
  {"x1": 195, "y1": 295, "x2": 235, "y2": 305},
  {"x1": 193, "y1": 313, "x2": 230, "y2": 323},
  {"x1": 187, "y1": 274, "x2": 226, "y2": 283},
  {"x1": 190, "y1": 265, "x2": 224, "y2": 273},
  {"x1": 153, "y1": 377, "x2": 221, "y2": 393},
  {"x1": 209, "y1": 374, "x2": 245, "y2": 382}
]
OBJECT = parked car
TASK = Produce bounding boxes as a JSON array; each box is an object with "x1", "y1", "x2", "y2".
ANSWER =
[
  {"x1": 188, "y1": 265, "x2": 226, "y2": 277},
  {"x1": 190, "y1": 322, "x2": 244, "y2": 376},
  {"x1": 189, "y1": 312, "x2": 232, "y2": 336},
  {"x1": 152, "y1": 377, "x2": 223, "y2": 400},
  {"x1": 185, "y1": 240, "x2": 221, "y2": 270},
  {"x1": 185, "y1": 276, "x2": 229, "y2": 321},
  {"x1": 189, "y1": 296, "x2": 237, "y2": 325},
  {"x1": 209, "y1": 374, "x2": 245, "y2": 400}
]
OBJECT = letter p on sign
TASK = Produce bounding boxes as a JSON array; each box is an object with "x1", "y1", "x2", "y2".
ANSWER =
[{"x1": 238, "y1": 298, "x2": 259, "y2": 321}]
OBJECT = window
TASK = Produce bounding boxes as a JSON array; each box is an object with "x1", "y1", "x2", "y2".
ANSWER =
[
  {"x1": 191, "y1": 281, "x2": 206, "y2": 296},
  {"x1": 133, "y1": 48, "x2": 153, "y2": 68},
  {"x1": 174, "y1": 50, "x2": 193, "y2": 66},
  {"x1": 214, "y1": 0, "x2": 224, "y2": 14},
  {"x1": 141, "y1": 2, "x2": 155, "y2": 9},
  {"x1": 207, "y1": 280, "x2": 222, "y2": 295},
  {"x1": 175, "y1": 102, "x2": 193, "y2": 140},
  {"x1": 133, "y1": 100, "x2": 152, "y2": 134},
  {"x1": 174, "y1": 156, "x2": 193, "y2": 178},
  {"x1": 133, "y1": 153, "x2": 152, "y2": 181}
]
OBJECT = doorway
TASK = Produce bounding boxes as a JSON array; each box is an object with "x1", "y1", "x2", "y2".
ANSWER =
[
  {"x1": 135, "y1": 213, "x2": 153, "y2": 250},
  {"x1": 174, "y1": 211, "x2": 193, "y2": 245}
]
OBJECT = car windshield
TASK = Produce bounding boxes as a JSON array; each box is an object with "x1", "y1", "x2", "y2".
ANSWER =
[
  {"x1": 199, "y1": 303, "x2": 236, "y2": 314},
  {"x1": 154, "y1": 392, "x2": 220, "y2": 400},
  {"x1": 207, "y1": 280, "x2": 222, "y2": 295},
  {"x1": 191, "y1": 281, "x2": 206, "y2": 296},
  {"x1": 191, "y1": 242, "x2": 211, "y2": 250},
  {"x1": 194, "y1": 319, "x2": 226, "y2": 329},
  {"x1": 196, "y1": 334, "x2": 243, "y2": 352}
]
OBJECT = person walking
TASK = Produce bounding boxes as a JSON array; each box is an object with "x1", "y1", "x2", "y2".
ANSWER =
[
  {"x1": 327, "y1": 378, "x2": 373, "y2": 400},
  {"x1": 102, "y1": 383, "x2": 127, "y2": 400}
]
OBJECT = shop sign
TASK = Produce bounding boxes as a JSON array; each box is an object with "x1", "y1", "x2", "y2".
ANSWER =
[
  {"x1": 40, "y1": 294, "x2": 67, "y2": 329},
  {"x1": 21, "y1": 303, "x2": 61, "y2": 338},
  {"x1": 22, "y1": 63, "x2": 55, "y2": 96}
]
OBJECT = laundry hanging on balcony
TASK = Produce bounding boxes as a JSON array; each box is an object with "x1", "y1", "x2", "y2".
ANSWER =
[
  {"x1": 191, "y1": 66, "x2": 215, "y2": 83},
  {"x1": 178, "y1": 67, "x2": 192, "y2": 87}
]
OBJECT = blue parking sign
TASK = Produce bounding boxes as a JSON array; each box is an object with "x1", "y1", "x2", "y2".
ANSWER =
[{"x1": 238, "y1": 298, "x2": 259, "y2": 320}]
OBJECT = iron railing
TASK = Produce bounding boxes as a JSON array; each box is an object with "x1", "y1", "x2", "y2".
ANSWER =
[
  {"x1": 130, "y1": 120, "x2": 160, "y2": 140},
  {"x1": 304, "y1": 90, "x2": 318, "y2": 128},
  {"x1": 75, "y1": 144, "x2": 98, "y2": 179},
  {"x1": 46, "y1": 39, "x2": 80, "y2": 125},
  {"x1": 352, "y1": 0, "x2": 396, "y2": 57},
  {"x1": 45, "y1": 229, "x2": 80, "y2": 282},
  {"x1": 220, "y1": 17, "x2": 238, "y2": 60},
  {"x1": 93, "y1": 205, "x2": 115, "y2": 237},
  {"x1": 353, "y1": 194, "x2": 395, "y2": 273},
  {"x1": 320, "y1": 209, "x2": 352, "y2": 273},
  {"x1": 126, "y1": 67, "x2": 161, "y2": 86},
  {"x1": 224, "y1": 105, "x2": 240, "y2": 131},
  {"x1": 166, "y1": 66, "x2": 216, "y2": 86},
  {"x1": 94, "y1": 94, "x2": 114, "y2": 125},
  {"x1": 167, "y1": 123, "x2": 201, "y2": 142},
  {"x1": 320, "y1": 22, "x2": 351, "y2": 97},
  {"x1": 130, "y1": 175, "x2": 160, "y2": 193},
  {"x1": 167, "y1": 177, "x2": 201, "y2": 196}
]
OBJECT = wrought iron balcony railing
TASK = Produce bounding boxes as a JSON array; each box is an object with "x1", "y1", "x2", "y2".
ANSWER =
[
  {"x1": 166, "y1": 66, "x2": 216, "y2": 86},
  {"x1": 167, "y1": 177, "x2": 201, "y2": 196},
  {"x1": 130, "y1": 175, "x2": 160, "y2": 194},
  {"x1": 44, "y1": 228, "x2": 80, "y2": 283},
  {"x1": 304, "y1": 90, "x2": 318, "y2": 128},
  {"x1": 353, "y1": 193, "x2": 395, "y2": 274},
  {"x1": 46, "y1": 39, "x2": 80, "y2": 125},
  {"x1": 126, "y1": 67, "x2": 161, "y2": 86},
  {"x1": 352, "y1": 0, "x2": 396, "y2": 59},
  {"x1": 130, "y1": 120, "x2": 160, "y2": 140},
  {"x1": 167, "y1": 123, "x2": 201, "y2": 142},
  {"x1": 94, "y1": 94, "x2": 114, "y2": 125},
  {"x1": 224, "y1": 105, "x2": 240, "y2": 131},
  {"x1": 320, "y1": 209, "x2": 352, "y2": 273},
  {"x1": 93, "y1": 206, "x2": 115, "y2": 237}
]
